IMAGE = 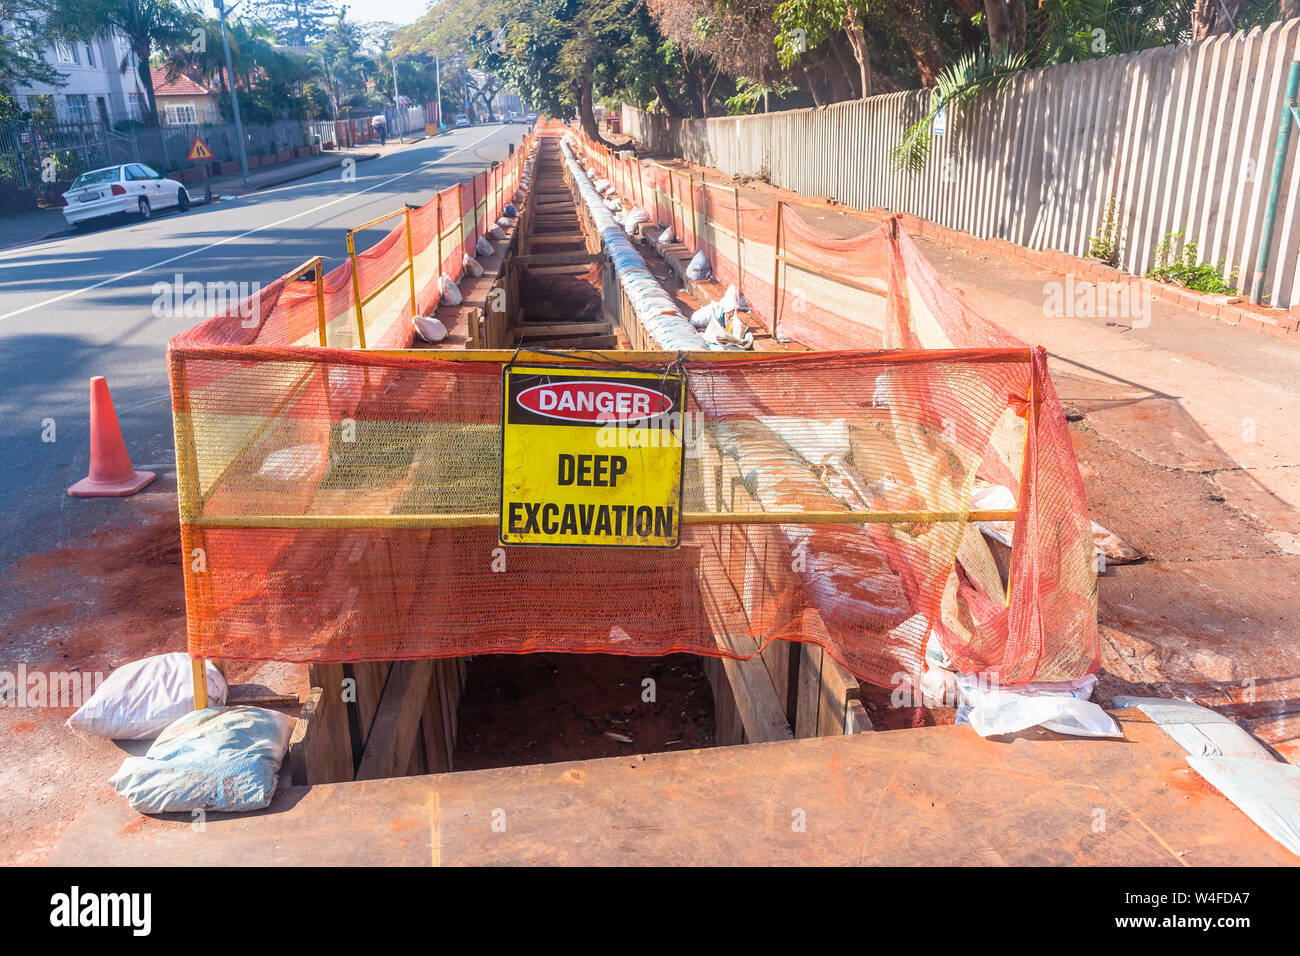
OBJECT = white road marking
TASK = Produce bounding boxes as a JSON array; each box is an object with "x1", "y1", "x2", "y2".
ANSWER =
[{"x1": 0, "y1": 127, "x2": 503, "y2": 322}]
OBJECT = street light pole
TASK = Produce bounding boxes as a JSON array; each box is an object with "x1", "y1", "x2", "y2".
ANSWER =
[{"x1": 214, "y1": 0, "x2": 249, "y2": 187}]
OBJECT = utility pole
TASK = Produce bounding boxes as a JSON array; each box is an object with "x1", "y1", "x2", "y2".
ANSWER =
[
  {"x1": 215, "y1": 0, "x2": 249, "y2": 187},
  {"x1": 392, "y1": 57, "x2": 403, "y2": 144},
  {"x1": 434, "y1": 54, "x2": 442, "y2": 131}
]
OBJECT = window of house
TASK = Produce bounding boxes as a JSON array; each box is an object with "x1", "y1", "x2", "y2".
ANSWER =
[
  {"x1": 64, "y1": 94, "x2": 91, "y2": 123},
  {"x1": 55, "y1": 40, "x2": 78, "y2": 65},
  {"x1": 165, "y1": 104, "x2": 198, "y2": 126},
  {"x1": 128, "y1": 94, "x2": 143, "y2": 120},
  {"x1": 85, "y1": 43, "x2": 95, "y2": 67}
]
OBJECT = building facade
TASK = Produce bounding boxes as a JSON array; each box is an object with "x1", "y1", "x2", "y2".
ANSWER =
[{"x1": 12, "y1": 31, "x2": 146, "y2": 126}]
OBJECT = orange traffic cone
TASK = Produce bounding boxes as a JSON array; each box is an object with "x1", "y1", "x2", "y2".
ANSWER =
[{"x1": 67, "y1": 377, "x2": 157, "y2": 497}]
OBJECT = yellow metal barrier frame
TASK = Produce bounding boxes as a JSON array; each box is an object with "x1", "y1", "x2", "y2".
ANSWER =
[{"x1": 345, "y1": 207, "x2": 419, "y2": 349}]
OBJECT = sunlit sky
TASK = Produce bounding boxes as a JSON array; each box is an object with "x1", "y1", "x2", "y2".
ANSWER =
[{"x1": 199, "y1": 0, "x2": 433, "y2": 28}]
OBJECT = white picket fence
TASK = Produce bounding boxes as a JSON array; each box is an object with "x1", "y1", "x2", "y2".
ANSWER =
[{"x1": 624, "y1": 18, "x2": 1300, "y2": 309}]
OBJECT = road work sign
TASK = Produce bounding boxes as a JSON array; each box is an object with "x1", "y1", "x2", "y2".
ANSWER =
[
  {"x1": 499, "y1": 364, "x2": 686, "y2": 548},
  {"x1": 187, "y1": 136, "x2": 214, "y2": 162}
]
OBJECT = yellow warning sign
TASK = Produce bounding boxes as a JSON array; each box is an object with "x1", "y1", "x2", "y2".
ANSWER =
[
  {"x1": 186, "y1": 136, "x2": 214, "y2": 162},
  {"x1": 500, "y1": 364, "x2": 686, "y2": 549}
]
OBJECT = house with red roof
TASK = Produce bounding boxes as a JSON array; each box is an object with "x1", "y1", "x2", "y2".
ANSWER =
[{"x1": 150, "y1": 69, "x2": 221, "y2": 126}]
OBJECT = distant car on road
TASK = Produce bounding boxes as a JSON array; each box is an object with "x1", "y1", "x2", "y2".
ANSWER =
[
  {"x1": 525, "y1": 111, "x2": 537, "y2": 123},
  {"x1": 454, "y1": 114, "x2": 470, "y2": 128},
  {"x1": 61, "y1": 163, "x2": 190, "y2": 230}
]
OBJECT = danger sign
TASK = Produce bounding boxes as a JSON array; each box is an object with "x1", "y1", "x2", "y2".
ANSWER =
[
  {"x1": 186, "y1": 136, "x2": 214, "y2": 162},
  {"x1": 499, "y1": 364, "x2": 686, "y2": 548}
]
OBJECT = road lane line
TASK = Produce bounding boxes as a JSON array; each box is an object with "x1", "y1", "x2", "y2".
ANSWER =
[{"x1": 0, "y1": 127, "x2": 505, "y2": 322}]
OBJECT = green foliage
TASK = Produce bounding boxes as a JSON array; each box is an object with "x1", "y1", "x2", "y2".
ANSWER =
[
  {"x1": 890, "y1": 44, "x2": 1026, "y2": 174},
  {"x1": 725, "y1": 75, "x2": 796, "y2": 114},
  {"x1": 1147, "y1": 231, "x2": 1237, "y2": 294},
  {"x1": 248, "y1": 0, "x2": 341, "y2": 47},
  {"x1": 772, "y1": 0, "x2": 847, "y2": 69},
  {"x1": 1087, "y1": 197, "x2": 1120, "y2": 265}
]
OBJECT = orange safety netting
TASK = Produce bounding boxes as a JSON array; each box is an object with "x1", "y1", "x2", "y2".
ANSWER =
[{"x1": 168, "y1": 121, "x2": 1099, "y2": 688}]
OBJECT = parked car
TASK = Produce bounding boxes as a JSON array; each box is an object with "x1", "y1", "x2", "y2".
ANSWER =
[
  {"x1": 525, "y1": 112, "x2": 537, "y2": 123},
  {"x1": 454, "y1": 113, "x2": 470, "y2": 128},
  {"x1": 61, "y1": 163, "x2": 190, "y2": 229}
]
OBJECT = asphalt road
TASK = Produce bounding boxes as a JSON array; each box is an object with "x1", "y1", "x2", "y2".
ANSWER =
[{"x1": 0, "y1": 122, "x2": 525, "y2": 582}]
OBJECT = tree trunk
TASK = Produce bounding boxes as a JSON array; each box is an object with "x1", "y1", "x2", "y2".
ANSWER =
[
  {"x1": 578, "y1": 63, "x2": 612, "y2": 147},
  {"x1": 1283, "y1": 0, "x2": 1300, "y2": 20},
  {"x1": 652, "y1": 78, "x2": 683, "y2": 118},
  {"x1": 136, "y1": 49, "x2": 159, "y2": 126},
  {"x1": 843, "y1": 5, "x2": 873, "y2": 98},
  {"x1": 829, "y1": 33, "x2": 862, "y2": 99},
  {"x1": 983, "y1": 0, "x2": 1026, "y2": 55},
  {"x1": 889, "y1": 0, "x2": 946, "y2": 86},
  {"x1": 1192, "y1": 0, "x2": 1244, "y2": 39},
  {"x1": 798, "y1": 64, "x2": 825, "y2": 107}
]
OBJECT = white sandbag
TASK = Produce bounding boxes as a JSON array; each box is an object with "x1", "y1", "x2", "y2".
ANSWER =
[
  {"x1": 605, "y1": 198, "x2": 622, "y2": 212},
  {"x1": 720, "y1": 284, "x2": 751, "y2": 312},
  {"x1": 758, "y1": 417, "x2": 852, "y2": 465},
  {"x1": 475, "y1": 235, "x2": 494, "y2": 257},
  {"x1": 109, "y1": 706, "x2": 294, "y2": 813},
  {"x1": 972, "y1": 484, "x2": 1017, "y2": 547},
  {"x1": 257, "y1": 444, "x2": 326, "y2": 481},
  {"x1": 921, "y1": 666, "x2": 960, "y2": 708},
  {"x1": 67, "y1": 653, "x2": 227, "y2": 740},
  {"x1": 690, "y1": 300, "x2": 725, "y2": 330},
  {"x1": 488, "y1": 224, "x2": 506, "y2": 241},
  {"x1": 1186, "y1": 756, "x2": 1300, "y2": 856},
  {"x1": 701, "y1": 311, "x2": 753, "y2": 350},
  {"x1": 462, "y1": 253, "x2": 483, "y2": 278},
  {"x1": 956, "y1": 673, "x2": 1122, "y2": 738},
  {"x1": 658, "y1": 224, "x2": 676, "y2": 244},
  {"x1": 624, "y1": 207, "x2": 649, "y2": 235},
  {"x1": 497, "y1": 217, "x2": 513, "y2": 229},
  {"x1": 686, "y1": 250, "x2": 712, "y2": 280},
  {"x1": 412, "y1": 315, "x2": 448, "y2": 343},
  {"x1": 592, "y1": 179, "x2": 610, "y2": 192},
  {"x1": 1112, "y1": 697, "x2": 1273, "y2": 759},
  {"x1": 439, "y1": 274, "x2": 462, "y2": 306}
]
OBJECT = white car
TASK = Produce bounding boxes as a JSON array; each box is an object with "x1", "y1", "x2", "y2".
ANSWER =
[
  {"x1": 61, "y1": 163, "x2": 191, "y2": 229},
  {"x1": 454, "y1": 114, "x2": 470, "y2": 128}
]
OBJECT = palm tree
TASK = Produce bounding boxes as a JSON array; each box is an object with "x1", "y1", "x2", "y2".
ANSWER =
[{"x1": 102, "y1": 0, "x2": 202, "y2": 126}]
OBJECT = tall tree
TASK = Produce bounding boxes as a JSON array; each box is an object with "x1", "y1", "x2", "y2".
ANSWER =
[
  {"x1": 249, "y1": 0, "x2": 340, "y2": 46},
  {"x1": 101, "y1": 0, "x2": 202, "y2": 125}
]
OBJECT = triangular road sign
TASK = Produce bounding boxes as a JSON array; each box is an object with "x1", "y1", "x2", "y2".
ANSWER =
[{"x1": 187, "y1": 136, "x2": 215, "y2": 162}]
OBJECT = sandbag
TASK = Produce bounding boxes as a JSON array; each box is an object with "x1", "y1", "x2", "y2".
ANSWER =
[
  {"x1": 488, "y1": 224, "x2": 505, "y2": 240},
  {"x1": 956, "y1": 673, "x2": 1122, "y2": 738},
  {"x1": 413, "y1": 315, "x2": 448, "y2": 343},
  {"x1": 659, "y1": 224, "x2": 676, "y2": 244},
  {"x1": 439, "y1": 274, "x2": 462, "y2": 306},
  {"x1": 720, "y1": 284, "x2": 750, "y2": 313},
  {"x1": 475, "y1": 235, "x2": 494, "y2": 257},
  {"x1": 257, "y1": 444, "x2": 327, "y2": 482},
  {"x1": 504, "y1": 203, "x2": 518, "y2": 218},
  {"x1": 690, "y1": 300, "x2": 724, "y2": 330},
  {"x1": 462, "y1": 253, "x2": 483, "y2": 278},
  {"x1": 497, "y1": 216, "x2": 513, "y2": 228},
  {"x1": 686, "y1": 250, "x2": 712, "y2": 280},
  {"x1": 624, "y1": 208, "x2": 649, "y2": 235},
  {"x1": 109, "y1": 706, "x2": 294, "y2": 814},
  {"x1": 67, "y1": 653, "x2": 227, "y2": 740}
]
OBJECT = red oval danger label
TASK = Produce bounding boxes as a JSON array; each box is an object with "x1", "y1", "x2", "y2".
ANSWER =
[{"x1": 516, "y1": 381, "x2": 673, "y2": 423}]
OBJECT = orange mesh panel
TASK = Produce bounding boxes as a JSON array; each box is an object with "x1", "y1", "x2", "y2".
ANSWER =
[{"x1": 165, "y1": 344, "x2": 1097, "y2": 688}]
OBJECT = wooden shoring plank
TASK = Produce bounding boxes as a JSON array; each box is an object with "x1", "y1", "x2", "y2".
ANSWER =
[
  {"x1": 697, "y1": 542, "x2": 793, "y2": 743},
  {"x1": 517, "y1": 321, "x2": 613, "y2": 338},
  {"x1": 514, "y1": 251, "x2": 605, "y2": 266},
  {"x1": 288, "y1": 685, "x2": 355, "y2": 786},
  {"x1": 524, "y1": 334, "x2": 620, "y2": 350},
  {"x1": 355, "y1": 660, "x2": 436, "y2": 780}
]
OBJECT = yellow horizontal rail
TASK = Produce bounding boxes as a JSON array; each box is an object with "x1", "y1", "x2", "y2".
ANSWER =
[{"x1": 186, "y1": 508, "x2": 1018, "y2": 530}]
